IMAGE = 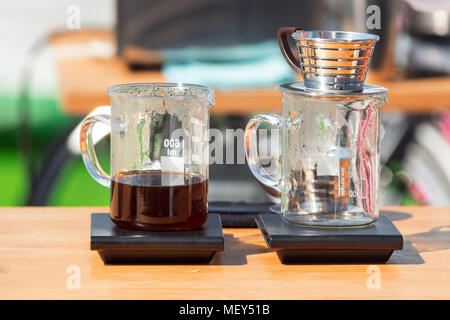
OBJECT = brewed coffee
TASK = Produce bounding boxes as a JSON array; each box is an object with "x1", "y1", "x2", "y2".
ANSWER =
[{"x1": 111, "y1": 171, "x2": 208, "y2": 231}]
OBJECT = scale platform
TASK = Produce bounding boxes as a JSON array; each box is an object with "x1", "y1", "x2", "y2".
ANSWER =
[
  {"x1": 256, "y1": 213, "x2": 403, "y2": 264},
  {"x1": 91, "y1": 213, "x2": 224, "y2": 264}
]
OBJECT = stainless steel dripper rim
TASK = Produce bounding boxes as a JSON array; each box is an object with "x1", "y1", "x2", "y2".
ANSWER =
[
  {"x1": 292, "y1": 30, "x2": 379, "y2": 42},
  {"x1": 292, "y1": 30, "x2": 379, "y2": 92},
  {"x1": 279, "y1": 82, "x2": 388, "y2": 101}
]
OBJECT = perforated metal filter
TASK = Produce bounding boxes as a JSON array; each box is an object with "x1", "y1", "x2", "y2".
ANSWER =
[{"x1": 292, "y1": 31, "x2": 379, "y2": 92}]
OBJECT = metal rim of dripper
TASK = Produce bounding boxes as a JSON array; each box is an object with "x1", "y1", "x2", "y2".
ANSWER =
[
  {"x1": 107, "y1": 82, "x2": 215, "y2": 107},
  {"x1": 278, "y1": 82, "x2": 389, "y2": 99},
  {"x1": 291, "y1": 30, "x2": 379, "y2": 42}
]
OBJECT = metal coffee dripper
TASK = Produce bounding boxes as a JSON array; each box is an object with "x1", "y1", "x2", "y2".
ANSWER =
[
  {"x1": 245, "y1": 28, "x2": 388, "y2": 227},
  {"x1": 278, "y1": 28, "x2": 378, "y2": 91}
]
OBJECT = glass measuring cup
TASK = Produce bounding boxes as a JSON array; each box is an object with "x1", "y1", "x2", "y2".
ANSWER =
[
  {"x1": 245, "y1": 83, "x2": 387, "y2": 227},
  {"x1": 80, "y1": 83, "x2": 214, "y2": 230}
]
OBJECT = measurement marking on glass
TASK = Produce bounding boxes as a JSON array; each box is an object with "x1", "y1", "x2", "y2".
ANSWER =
[
  {"x1": 163, "y1": 138, "x2": 181, "y2": 148},
  {"x1": 166, "y1": 149, "x2": 176, "y2": 156},
  {"x1": 190, "y1": 117, "x2": 202, "y2": 164},
  {"x1": 163, "y1": 138, "x2": 182, "y2": 156},
  {"x1": 360, "y1": 177, "x2": 367, "y2": 199},
  {"x1": 339, "y1": 166, "x2": 345, "y2": 197}
]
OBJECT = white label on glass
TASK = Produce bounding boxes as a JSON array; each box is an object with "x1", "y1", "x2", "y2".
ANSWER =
[
  {"x1": 317, "y1": 156, "x2": 339, "y2": 176},
  {"x1": 161, "y1": 156, "x2": 184, "y2": 172},
  {"x1": 161, "y1": 156, "x2": 184, "y2": 185}
]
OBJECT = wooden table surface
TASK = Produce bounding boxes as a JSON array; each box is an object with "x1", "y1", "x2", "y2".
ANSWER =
[
  {"x1": 51, "y1": 30, "x2": 450, "y2": 116},
  {"x1": 0, "y1": 206, "x2": 449, "y2": 300}
]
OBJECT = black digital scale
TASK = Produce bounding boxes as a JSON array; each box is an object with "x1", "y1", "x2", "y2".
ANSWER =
[
  {"x1": 91, "y1": 213, "x2": 224, "y2": 264},
  {"x1": 256, "y1": 213, "x2": 403, "y2": 263},
  {"x1": 90, "y1": 203, "x2": 403, "y2": 264}
]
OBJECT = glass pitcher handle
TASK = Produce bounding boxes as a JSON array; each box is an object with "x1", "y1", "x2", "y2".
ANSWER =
[
  {"x1": 244, "y1": 114, "x2": 281, "y2": 196},
  {"x1": 79, "y1": 106, "x2": 111, "y2": 188}
]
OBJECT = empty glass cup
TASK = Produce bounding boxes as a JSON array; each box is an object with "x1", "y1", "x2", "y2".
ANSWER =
[
  {"x1": 245, "y1": 83, "x2": 387, "y2": 227},
  {"x1": 80, "y1": 83, "x2": 214, "y2": 230}
]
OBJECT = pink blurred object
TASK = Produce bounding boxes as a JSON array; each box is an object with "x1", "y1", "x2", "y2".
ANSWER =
[{"x1": 439, "y1": 112, "x2": 450, "y2": 145}]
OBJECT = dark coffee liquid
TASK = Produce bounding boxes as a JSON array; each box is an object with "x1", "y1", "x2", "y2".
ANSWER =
[{"x1": 110, "y1": 171, "x2": 208, "y2": 231}]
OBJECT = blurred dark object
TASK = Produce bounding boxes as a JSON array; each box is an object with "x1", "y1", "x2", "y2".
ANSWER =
[
  {"x1": 398, "y1": 0, "x2": 450, "y2": 76},
  {"x1": 116, "y1": 0, "x2": 321, "y2": 67},
  {"x1": 379, "y1": 111, "x2": 450, "y2": 206},
  {"x1": 209, "y1": 201, "x2": 273, "y2": 228},
  {"x1": 402, "y1": 112, "x2": 450, "y2": 205},
  {"x1": 404, "y1": 0, "x2": 450, "y2": 37}
]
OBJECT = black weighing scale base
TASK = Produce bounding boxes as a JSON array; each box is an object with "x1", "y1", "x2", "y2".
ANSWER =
[
  {"x1": 256, "y1": 213, "x2": 403, "y2": 264},
  {"x1": 90, "y1": 213, "x2": 224, "y2": 264}
]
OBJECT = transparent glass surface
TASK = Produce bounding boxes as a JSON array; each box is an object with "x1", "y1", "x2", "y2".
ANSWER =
[
  {"x1": 280, "y1": 92, "x2": 386, "y2": 227},
  {"x1": 108, "y1": 83, "x2": 213, "y2": 180},
  {"x1": 80, "y1": 83, "x2": 214, "y2": 230}
]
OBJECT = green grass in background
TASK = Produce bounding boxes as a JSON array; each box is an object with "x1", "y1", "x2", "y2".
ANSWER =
[
  {"x1": 48, "y1": 139, "x2": 110, "y2": 206},
  {"x1": 1, "y1": 90, "x2": 111, "y2": 207},
  {"x1": 0, "y1": 147, "x2": 26, "y2": 206}
]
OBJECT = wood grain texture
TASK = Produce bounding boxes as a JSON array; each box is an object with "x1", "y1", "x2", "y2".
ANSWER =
[
  {"x1": 0, "y1": 206, "x2": 449, "y2": 299},
  {"x1": 51, "y1": 30, "x2": 450, "y2": 116}
]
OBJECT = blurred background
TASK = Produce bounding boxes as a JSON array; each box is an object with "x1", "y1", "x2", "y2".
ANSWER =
[{"x1": 1, "y1": 0, "x2": 449, "y2": 207}]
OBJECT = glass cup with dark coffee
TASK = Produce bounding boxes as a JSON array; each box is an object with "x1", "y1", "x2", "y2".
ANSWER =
[{"x1": 80, "y1": 83, "x2": 214, "y2": 230}]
